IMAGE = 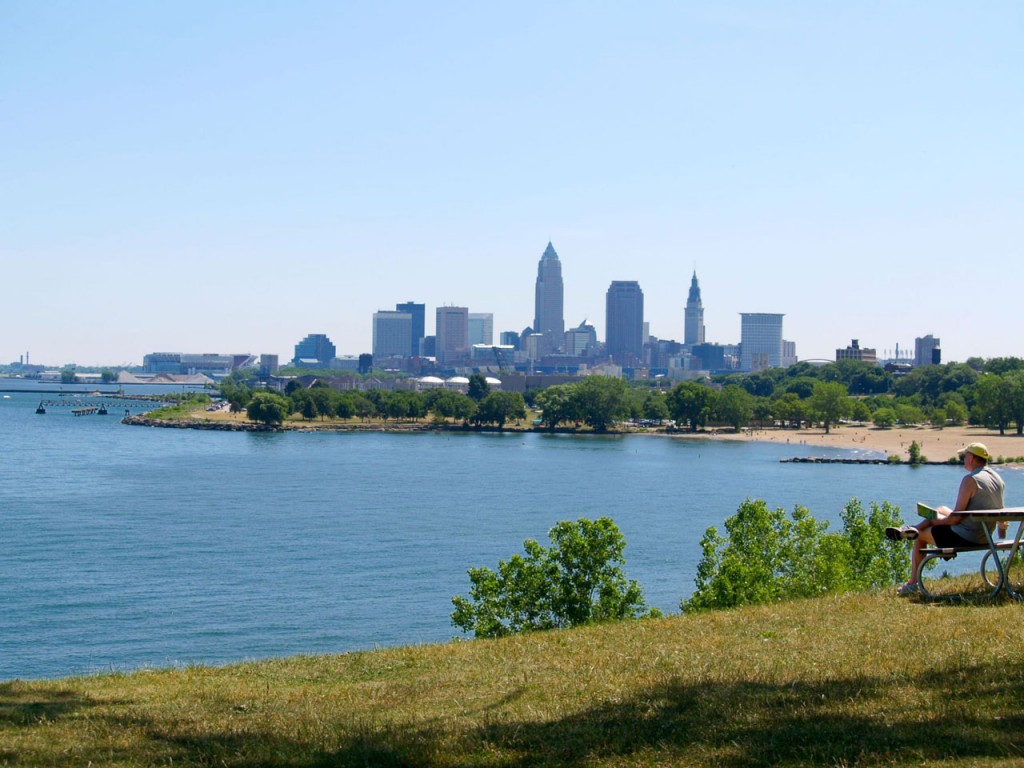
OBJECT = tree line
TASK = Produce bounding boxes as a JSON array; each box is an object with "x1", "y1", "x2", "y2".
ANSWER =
[
  {"x1": 220, "y1": 373, "x2": 527, "y2": 428},
  {"x1": 220, "y1": 356, "x2": 1024, "y2": 437}
]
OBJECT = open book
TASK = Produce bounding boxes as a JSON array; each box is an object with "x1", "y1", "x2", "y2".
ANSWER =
[{"x1": 916, "y1": 502, "x2": 939, "y2": 520}]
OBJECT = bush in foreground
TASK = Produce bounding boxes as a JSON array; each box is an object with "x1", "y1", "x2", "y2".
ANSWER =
[
  {"x1": 683, "y1": 498, "x2": 909, "y2": 612},
  {"x1": 451, "y1": 517, "x2": 660, "y2": 638}
]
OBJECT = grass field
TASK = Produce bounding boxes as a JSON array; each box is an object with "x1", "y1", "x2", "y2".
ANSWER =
[{"x1": 4, "y1": 586, "x2": 1024, "y2": 767}]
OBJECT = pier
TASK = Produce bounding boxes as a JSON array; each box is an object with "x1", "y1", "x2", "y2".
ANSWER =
[{"x1": 37, "y1": 400, "x2": 113, "y2": 416}]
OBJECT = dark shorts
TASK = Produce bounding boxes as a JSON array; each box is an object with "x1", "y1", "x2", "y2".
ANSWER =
[{"x1": 932, "y1": 526, "x2": 984, "y2": 548}]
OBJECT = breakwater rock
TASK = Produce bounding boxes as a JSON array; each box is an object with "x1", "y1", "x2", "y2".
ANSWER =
[
  {"x1": 121, "y1": 416, "x2": 444, "y2": 433},
  {"x1": 781, "y1": 456, "x2": 951, "y2": 465},
  {"x1": 122, "y1": 416, "x2": 282, "y2": 431}
]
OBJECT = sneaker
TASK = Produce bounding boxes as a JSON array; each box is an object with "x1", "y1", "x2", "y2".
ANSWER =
[
  {"x1": 896, "y1": 581, "x2": 920, "y2": 596},
  {"x1": 885, "y1": 525, "x2": 919, "y2": 541}
]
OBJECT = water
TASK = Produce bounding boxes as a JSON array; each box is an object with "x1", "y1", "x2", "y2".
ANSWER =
[{"x1": 1, "y1": 392, "x2": 1016, "y2": 681}]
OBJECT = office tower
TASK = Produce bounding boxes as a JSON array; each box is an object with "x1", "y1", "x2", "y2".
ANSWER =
[
  {"x1": 293, "y1": 333, "x2": 336, "y2": 366},
  {"x1": 436, "y1": 306, "x2": 469, "y2": 364},
  {"x1": 533, "y1": 242, "x2": 565, "y2": 343},
  {"x1": 915, "y1": 335, "x2": 941, "y2": 367},
  {"x1": 684, "y1": 271, "x2": 705, "y2": 345},
  {"x1": 565, "y1": 320, "x2": 598, "y2": 357},
  {"x1": 396, "y1": 301, "x2": 425, "y2": 358},
  {"x1": 372, "y1": 311, "x2": 413, "y2": 358},
  {"x1": 739, "y1": 313, "x2": 784, "y2": 372},
  {"x1": 468, "y1": 313, "x2": 494, "y2": 346},
  {"x1": 605, "y1": 281, "x2": 644, "y2": 366}
]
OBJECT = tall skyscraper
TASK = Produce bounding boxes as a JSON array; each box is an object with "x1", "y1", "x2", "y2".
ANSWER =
[
  {"x1": 468, "y1": 313, "x2": 494, "y2": 346},
  {"x1": 533, "y1": 242, "x2": 565, "y2": 344},
  {"x1": 396, "y1": 301, "x2": 425, "y2": 358},
  {"x1": 606, "y1": 281, "x2": 644, "y2": 366},
  {"x1": 684, "y1": 271, "x2": 705, "y2": 346},
  {"x1": 372, "y1": 311, "x2": 413, "y2": 358},
  {"x1": 739, "y1": 313, "x2": 784, "y2": 372},
  {"x1": 436, "y1": 306, "x2": 469, "y2": 364}
]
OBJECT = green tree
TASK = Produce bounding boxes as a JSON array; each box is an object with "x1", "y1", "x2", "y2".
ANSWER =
[
  {"x1": 300, "y1": 394, "x2": 319, "y2": 420},
  {"x1": 430, "y1": 390, "x2": 477, "y2": 422},
  {"x1": 873, "y1": 407, "x2": 896, "y2": 428},
  {"x1": 467, "y1": 373, "x2": 490, "y2": 402},
  {"x1": 809, "y1": 381, "x2": 848, "y2": 433},
  {"x1": 642, "y1": 392, "x2": 670, "y2": 422},
  {"x1": 738, "y1": 371, "x2": 780, "y2": 398},
  {"x1": 100, "y1": 369, "x2": 117, "y2": 383},
  {"x1": 772, "y1": 392, "x2": 807, "y2": 428},
  {"x1": 451, "y1": 517, "x2": 658, "y2": 638},
  {"x1": 473, "y1": 391, "x2": 526, "y2": 428},
  {"x1": 335, "y1": 392, "x2": 373, "y2": 420},
  {"x1": 984, "y1": 357, "x2": 1024, "y2": 376},
  {"x1": 894, "y1": 402, "x2": 926, "y2": 426},
  {"x1": 943, "y1": 399, "x2": 968, "y2": 425},
  {"x1": 972, "y1": 373, "x2": 1012, "y2": 435},
  {"x1": 534, "y1": 384, "x2": 578, "y2": 429},
  {"x1": 715, "y1": 384, "x2": 754, "y2": 431},
  {"x1": 571, "y1": 376, "x2": 631, "y2": 432},
  {"x1": 1003, "y1": 371, "x2": 1024, "y2": 436},
  {"x1": 778, "y1": 376, "x2": 818, "y2": 399},
  {"x1": 246, "y1": 392, "x2": 291, "y2": 425},
  {"x1": 667, "y1": 381, "x2": 716, "y2": 432},
  {"x1": 848, "y1": 399, "x2": 873, "y2": 423},
  {"x1": 60, "y1": 368, "x2": 78, "y2": 384}
]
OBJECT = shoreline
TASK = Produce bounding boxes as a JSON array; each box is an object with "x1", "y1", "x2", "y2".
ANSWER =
[{"x1": 124, "y1": 413, "x2": 1024, "y2": 464}]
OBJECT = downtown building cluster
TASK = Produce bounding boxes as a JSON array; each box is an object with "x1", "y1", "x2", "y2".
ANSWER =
[
  {"x1": 288, "y1": 243, "x2": 803, "y2": 380},
  {"x1": 124, "y1": 242, "x2": 940, "y2": 383}
]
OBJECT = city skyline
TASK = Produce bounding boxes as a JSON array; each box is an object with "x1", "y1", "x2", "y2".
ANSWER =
[{"x1": 3, "y1": 3, "x2": 1022, "y2": 366}]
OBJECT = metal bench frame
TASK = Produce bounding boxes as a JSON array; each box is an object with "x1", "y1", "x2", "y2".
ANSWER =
[
  {"x1": 914, "y1": 508, "x2": 1024, "y2": 600},
  {"x1": 916, "y1": 540, "x2": 1018, "y2": 599}
]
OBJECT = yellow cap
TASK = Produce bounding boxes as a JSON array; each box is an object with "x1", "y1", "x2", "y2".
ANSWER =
[{"x1": 958, "y1": 442, "x2": 991, "y2": 461}]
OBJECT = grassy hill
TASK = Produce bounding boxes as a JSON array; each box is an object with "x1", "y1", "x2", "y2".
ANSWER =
[{"x1": 3, "y1": 588, "x2": 1023, "y2": 767}]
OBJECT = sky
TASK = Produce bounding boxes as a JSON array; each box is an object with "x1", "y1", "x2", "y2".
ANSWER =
[{"x1": 2, "y1": 1, "x2": 1021, "y2": 367}]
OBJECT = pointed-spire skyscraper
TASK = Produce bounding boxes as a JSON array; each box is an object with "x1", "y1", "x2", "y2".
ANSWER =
[
  {"x1": 533, "y1": 242, "x2": 565, "y2": 345},
  {"x1": 684, "y1": 271, "x2": 705, "y2": 346}
]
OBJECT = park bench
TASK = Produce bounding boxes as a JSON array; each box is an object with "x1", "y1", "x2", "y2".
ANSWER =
[{"x1": 915, "y1": 508, "x2": 1024, "y2": 599}]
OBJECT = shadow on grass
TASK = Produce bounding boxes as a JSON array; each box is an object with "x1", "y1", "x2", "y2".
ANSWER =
[
  {"x1": 4, "y1": 663, "x2": 1023, "y2": 767},
  {"x1": 0, "y1": 681, "x2": 104, "y2": 726},
  {"x1": 456, "y1": 666, "x2": 1024, "y2": 767}
]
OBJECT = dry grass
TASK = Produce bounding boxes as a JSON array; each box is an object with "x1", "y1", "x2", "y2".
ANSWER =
[{"x1": 4, "y1": 586, "x2": 1024, "y2": 766}]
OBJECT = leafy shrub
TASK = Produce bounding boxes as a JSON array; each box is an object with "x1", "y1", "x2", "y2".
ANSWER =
[
  {"x1": 682, "y1": 498, "x2": 909, "y2": 612},
  {"x1": 451, "y1": 517, "x2": 660, "y2": 638},
  {"x1": 907, "y1": 440, "x2": 927, "y2": 464}
]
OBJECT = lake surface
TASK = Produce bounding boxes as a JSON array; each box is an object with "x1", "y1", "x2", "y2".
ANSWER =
[{"x1": 1, "y1": 391, "x2": 1016, "y2": 681}]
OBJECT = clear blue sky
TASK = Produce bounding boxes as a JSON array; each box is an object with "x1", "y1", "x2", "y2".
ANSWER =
[{"x1": 3, "y1": 2, "x2": 1021, "y2": 367}]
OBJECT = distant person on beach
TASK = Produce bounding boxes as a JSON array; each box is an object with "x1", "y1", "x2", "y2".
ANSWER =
[{"x1": 885, "y1": 442, "x2": 1006, "y2": 596}]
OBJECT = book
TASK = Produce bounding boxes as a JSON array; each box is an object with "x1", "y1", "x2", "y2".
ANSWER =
[{"x1": 916, "y1": 502, "x2": 939, "y2": 520}]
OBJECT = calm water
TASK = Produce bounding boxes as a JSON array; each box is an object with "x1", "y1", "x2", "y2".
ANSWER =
[{"x1": 1, "y1": 392, "x2": 1016, "y2": 681}]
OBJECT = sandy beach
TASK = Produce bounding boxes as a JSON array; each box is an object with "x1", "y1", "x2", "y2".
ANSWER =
[
  {"x1": 195, "y1": 406, "x2": 1024, "y2": 463},
  {"x1": 695, "y1": 423, "x2": 1024, "y2": 464}
]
